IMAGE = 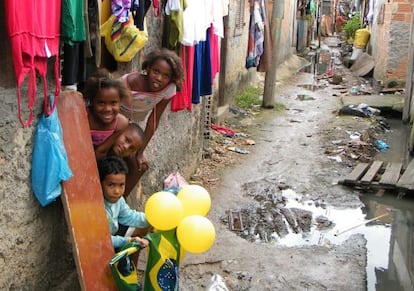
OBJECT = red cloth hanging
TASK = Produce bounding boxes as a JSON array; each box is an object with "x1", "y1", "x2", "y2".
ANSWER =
[
  {"x1": 171, "y1": 45, "x2": 194, "y2": 112},
  {"x1": 5, "y1": 0, "x2": 61, "y2": 126}
]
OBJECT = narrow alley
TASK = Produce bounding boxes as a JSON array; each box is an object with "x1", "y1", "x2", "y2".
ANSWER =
[{"x1": 176, "y1": 45, "x2": 414, "y2": 290}]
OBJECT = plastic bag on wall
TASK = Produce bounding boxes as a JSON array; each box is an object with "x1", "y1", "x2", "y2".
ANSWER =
[
  {"x1": 31, "y1": 96, "x2": 73, "y2": 206},
  {"x1": 163, "y1": 171, "x2": 188, "y2": 194}
]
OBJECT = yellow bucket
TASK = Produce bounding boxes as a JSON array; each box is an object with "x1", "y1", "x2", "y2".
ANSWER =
[{"x1": 354, "y1": 28, "x2": 370, "y2": 48}]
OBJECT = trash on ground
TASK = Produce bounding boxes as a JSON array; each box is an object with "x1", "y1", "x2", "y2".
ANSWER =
[
  {"x1": 349, "y1": 132, "x2": 361, "y2": 141},
  {"x1": 375, "y1": 139, "x2": 389, "y2": 151},
  {"x1": 339, "y1": 103, "x2": 381, "y2": 117},
  {"x1": 235, "y1": 132, "x2": 249, "y2": 138},
  {"x1": 228, "y1": 147, "x2": 250, "y2": 154},
  {"x1": 328, "y1": 155, "x2": 343, "y2": 163},
  {"x1": 297, "y1": 94, "x2": 315, "y2": 101},
  {"x1": 211, "y1": 124, "x2": 236, "y2": 137},
  {"x1": 229, "y1": 106, "x2": 248, "y2": 116},
  {"x1": 228, "y1": 210, "x2": 244, "y2": 231},
  {"x1": 244, "y1": 139, "x2": 256, "y2": 145},
  {"x1": 205, "y1": 274, "x2": 230, "y2": 291}
]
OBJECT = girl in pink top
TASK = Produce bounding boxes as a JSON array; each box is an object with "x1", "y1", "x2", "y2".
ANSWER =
[
  {"x1": 83, "y1": 69, "x2": 130, "y2": 153},
  {"x1": 120, "y1": 49, "x2": 184, "y2": 186}
]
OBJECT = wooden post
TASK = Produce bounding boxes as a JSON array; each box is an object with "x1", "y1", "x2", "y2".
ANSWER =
[{"x1": 262, "y1": 0, "x2": 285, "y2": 108}]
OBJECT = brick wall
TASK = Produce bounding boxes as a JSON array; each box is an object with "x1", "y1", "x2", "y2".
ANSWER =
[{"x1": 372, "y1": 0, "x2": 413, "y2": 87}]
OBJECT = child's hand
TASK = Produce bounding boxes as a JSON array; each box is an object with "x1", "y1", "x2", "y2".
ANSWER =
[
  {"x1": 135, "y1": 152, "x2": 149, "y2": 172},
  {"x1": 130, "y1": 236, "x2": 149, "y2": 248}
]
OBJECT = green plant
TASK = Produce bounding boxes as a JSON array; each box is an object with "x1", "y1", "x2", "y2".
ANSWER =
[
  {"x1": 234, "y1": 86, "x2": 262, "y2": 110},
  {"x1": 343, "y1": 14, "x2": 361, "y2": 40}
]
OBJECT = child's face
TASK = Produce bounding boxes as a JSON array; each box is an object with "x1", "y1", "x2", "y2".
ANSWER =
[
  {"x1": 90, "y1": 87, "x2": 121, "y2": 125},
  {"x1": 112, "y1": 128, "x2": 144, "y2": 157},
  {"x1": 147, "y1": 59, "x2": 172, "y2": 92},
  {"x1": 102, "y1": 173, "x2": 126, "y2": 203}
]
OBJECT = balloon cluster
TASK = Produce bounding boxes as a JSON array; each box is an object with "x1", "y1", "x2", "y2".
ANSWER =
[{"x1": 144, "y1": 185, "x2": 215, "y2": 254}]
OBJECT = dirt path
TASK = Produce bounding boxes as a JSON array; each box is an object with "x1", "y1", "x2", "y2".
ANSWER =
[{"x1": 178, "y1": 61, "x2": 378, "y2": 289}]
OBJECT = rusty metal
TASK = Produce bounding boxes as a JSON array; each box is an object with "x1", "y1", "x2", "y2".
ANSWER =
[{"x1": 228, "y1": 210, "x2": 244, "y2": 231}]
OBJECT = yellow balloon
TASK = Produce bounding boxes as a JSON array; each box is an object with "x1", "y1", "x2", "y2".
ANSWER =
[
  {"x1": 177, "y1": 184, "x2": 211, "y2": 217},
  {"x1": 144, "y1": 191, "x2": 183, "y2": 230},
  {"x1": 177, "y1": 215, "x2": 215, "y2": 253}
]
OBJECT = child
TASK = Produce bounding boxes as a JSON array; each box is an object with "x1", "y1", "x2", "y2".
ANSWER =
[
  {"x1": 96, "y1": 122, "x2": 147, "y2": 196},
  {"x1": 98, "y1": 155, "x2": 150, "y2": 250},
  {"x1": 120, "y1": 48, "x2": 184, "y2": 184},
  {"x1": 83, "y1": 68, "x2": 130, "y2": 148}
]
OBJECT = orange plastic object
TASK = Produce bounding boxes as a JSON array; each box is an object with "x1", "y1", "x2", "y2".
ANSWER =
[{"x1": 57, "y1": 91, "x2": 116, "y2": 290}]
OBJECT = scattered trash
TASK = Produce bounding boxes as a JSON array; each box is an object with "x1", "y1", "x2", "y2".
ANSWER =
[
  {"x1": 339, "y1": 103, "x2": 381, "y2": 117},
  {"x1": 328, "y1": 155, "x2": 343, "y2": 163},
  {"x1": 229, "y1": 106, "x2": 248, "y2": 116},
  {"x1": 228, "y1": 210, "x2": 244, "y2": 231},
  {"x1": 235, "y1": 132, "x2": 249, "y2": 138},
  {"x1": 297, "y1": 94, "x2": 315, "y2": 101},
  {"x1": 349, "y1": 132, "x2": 361, "y2": 141},
  {"x1": 349, "y1": 86, "x2": 360, "y2": 95},
  {"x1": 329, "y1": 74, "x2": 343, "y2": 85},
  {"x1": 375, "y1": 139, "x2": 389, "y2": 151},
  {"x1": 244, "y1": 139, "x2": 256, "y2": 145},
  {"x1": 211, "y1": 124, "x2": 236, "y2": 137},
  {"x1": 205, "y1": 274, "x2": 230, "y2": 291},
  {"x1": 228, "y1": 147, "x2": 250, "y2": 154}
]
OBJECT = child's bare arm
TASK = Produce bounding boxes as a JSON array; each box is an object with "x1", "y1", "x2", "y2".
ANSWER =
[{"x1": 128, "y1": 236, "x2": 149, "y2": 248}]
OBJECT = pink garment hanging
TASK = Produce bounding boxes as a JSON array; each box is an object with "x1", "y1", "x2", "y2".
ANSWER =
[
  {"x1": 171, "y1": 45, "x2": 193, "y2": 112},
  {"x1": 5, "y1": 0, "x2": 61, "y2": 127}
]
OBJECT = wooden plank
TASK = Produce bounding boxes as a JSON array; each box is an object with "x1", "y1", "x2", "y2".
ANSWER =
[
  {"x1": 379, "y1": 162, "x2": 403, "y2": 187},
  {"x1": 343, "y1": 163, "x2": 370, "y2": 184},
  {"x1": 397, "y1": 159, "x2": 414, "y2": 191},
  {"x1": 58, "y1": 91, "x2": 116, "y2": 291},
  {"x1": 360, "y1": 161, "x2": 383, "y2": 184}
]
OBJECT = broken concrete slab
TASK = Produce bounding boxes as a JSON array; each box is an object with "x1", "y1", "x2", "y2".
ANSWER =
[
  {"x1": 341, "y1": 94, "x2": 404, "y2": 112},
  {"x1": 350, "y1": 52, "x2": 375, "y2": 77}
]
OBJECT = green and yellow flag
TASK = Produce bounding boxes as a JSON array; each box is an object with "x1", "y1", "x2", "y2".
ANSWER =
[{"x1": 143, "y1": 230, "x2": 184, "y2": 291}]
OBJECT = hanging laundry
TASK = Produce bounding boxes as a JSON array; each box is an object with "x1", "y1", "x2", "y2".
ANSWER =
[
  {"x1": 181, "y1": 0, "x2": 212, "y2": 46},
  {"x1": 84, "y1": 0, "x2": 102, "y2": 67},
  {"x1": 152, "y1": 0, "x2": 161, "y2": 17},
  {"x1": 171, "y1": 45, "x2": 194, "y2": 112},
  {"x1": 61, "y1": 0, "x2": 87, "y2": 91},
  {"x1": 131, "y1": 0, "x2": 152, "y2": 31},
  {"x1": 192, "y1": 28, "x2": 212, "y2": 104},
  {"x1": 257, "y1": 0, "x2": 271, "y2": 72},
  {"x1": 210, "y1": 25, "x2": 220, "y2": 82},
  {"x1": 211, "y1": 0, "x2": 229, "y2": 38},
  {"x1": 246, "y1": 0, "x2": 265, "y2": 69},
  {"x1": 111, "y1": 0, "x2": 133, "y2": 23},
  {"x1": 162, "y1": 0, "x2": 187, "y2": 50},
  {"x1": 5, "y1": 0, "x2": 61, "y2": 126}
]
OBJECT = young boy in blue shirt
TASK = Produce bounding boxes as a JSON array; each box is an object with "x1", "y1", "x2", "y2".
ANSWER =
[{"x1": 97, "y1": 156, "x2": 150, "y2": 249}]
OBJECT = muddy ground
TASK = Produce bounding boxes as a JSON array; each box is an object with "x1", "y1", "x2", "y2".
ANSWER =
[{"x1": 173, "y1": 46, "x2": 394, "y2": 290}]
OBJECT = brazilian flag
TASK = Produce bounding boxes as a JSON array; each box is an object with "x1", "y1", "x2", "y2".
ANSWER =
[
  {"x1": 143, "y1": 229, "x2": 184, "y2": 291},
  {"x1": 109, "y1": 242, "x2": 141, "y2": 291}
]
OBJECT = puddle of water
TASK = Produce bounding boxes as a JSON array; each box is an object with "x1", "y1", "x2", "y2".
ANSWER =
[
  {"x1": 276, "y1": 188, "x2": 414, "y2": 291},
  {"x1": 297, "y1": 84, "x2": 325, "y2": 91}
]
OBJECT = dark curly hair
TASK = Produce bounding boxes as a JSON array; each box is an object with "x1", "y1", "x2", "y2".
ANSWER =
[
  {"x1": 141, "y1": 48, "x2": 184, "y2": 90},
  {"x1": 97, "y1": 156, "x2": 128, "y2": 182},
  {"x1": 83, "y1": 68, "x2": 130, "y2": 104}
]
